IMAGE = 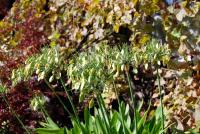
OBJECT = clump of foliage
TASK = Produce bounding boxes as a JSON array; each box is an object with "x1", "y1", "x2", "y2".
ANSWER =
[
  {"x1": 67, "y1": 40, "x2": 169, "y2": 100},
  {"x1": 0, "y1": 0, "x2": 200, "y2": 133},
  {"x1": 11, "y1": 40, "x2": 170, "y2": 101},
  {"x1": 11, "y1": 47, "x2": 65, "y2": 86},
  {"x1": 36, "y1": 102, "x2": 164, "y2": 134}
]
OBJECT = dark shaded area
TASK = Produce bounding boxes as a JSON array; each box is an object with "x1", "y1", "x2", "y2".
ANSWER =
[
  {"x1": 0, "y1": 0, "x2": 15, "y2": 20},
  {"x1": 109, "y1": 26, "x2": 133, "y2": 45},
  {"x1": 0, "y1": 81, "x2": 44, "y2": 133},
  {"x1": 43, "y1": 0, "x2": 49, "y2": 11}
]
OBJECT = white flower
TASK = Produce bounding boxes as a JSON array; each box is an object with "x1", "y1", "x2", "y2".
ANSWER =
[
  {"x1": 114, "y1": 5, "x2": 120, "y2": 12},
  {"x1": 81, "y1": 28, "x2": 88, "y2": 36},
  {"x1": 121, "y1": 13, "x2": 132, "y2": 24},
  {"x1": 94, "y1": 29, "x2": 104, "y2": 39}
]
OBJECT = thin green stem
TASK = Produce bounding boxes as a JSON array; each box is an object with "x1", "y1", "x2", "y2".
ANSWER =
[
  {"x1": 126, "y1": 71, "x2": 138, "y2": 134},
  {"x1": 35, "y1": 95, "x2": 49, "y2": 121},
  {"x1": 156, "y1": 68, "x2": 165, "y2": 134},
  {"x1": 96, "y1": 94, "x2": 111, "y2": 134},
  {"x1": 44, "y1": 79, "x2": 72, "y2": 117},
  {"x1": 2, "y1": 95, "x2": 30, "y2": 134},
  {"x1": 99, "y1": 94, "x2": 112, "y2": 126},
  {"x1": 113, "y1": 81, "x2": 127, "y2": 134},
  {"x1": 60, "y1": 78, "x2": 80, "y2": 125}
]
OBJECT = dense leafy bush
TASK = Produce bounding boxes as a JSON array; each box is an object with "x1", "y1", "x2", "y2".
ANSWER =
[
  {"x1": 67, "y1": 40, "x2": 169, "y2": 100},
  {"x1": 0, "y1": 0, "x2": 200, "y2": 133}
]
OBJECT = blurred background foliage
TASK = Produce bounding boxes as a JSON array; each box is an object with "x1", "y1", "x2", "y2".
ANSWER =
[{"x1": 0, "y1": 0, "x2": 200, "y2": 133}]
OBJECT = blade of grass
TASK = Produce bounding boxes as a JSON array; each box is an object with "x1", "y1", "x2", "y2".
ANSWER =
[
  {"x1": 96, "y1": 94, "x2": 111, "y2": 134},
  {"x1": 125, "y1": 70, "x2": 138, "y2": 134},
  {"x1": 44, "y1": 79, "x2": 74, "y2": 120},
  {"x1": 156, "y1": 68, "x2": 164, "y2": 134},
  {"x1": 2, "y1": 94, "x2": 31, "y2": 134},
  {"x1": 113, "y1": 81, "x2": 127, "y2": 134},
  {"x1": 60, "y1": 78, "x2": 81, "y2": 126}
]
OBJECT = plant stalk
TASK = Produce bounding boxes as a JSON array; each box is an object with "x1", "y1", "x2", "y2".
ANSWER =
[
  {"x1": 125, "y1": 70, "x2": 138, "y2": 134},
  {"x1": 44, "y1": 79, "x2": 72, "y2": 117},
  {"x1": 60, "y1": 78, "x2": 80, "y2": 126},
  {"x1": 96, "y1": 94, "x2": 111, "y2": 134},
  {"x1": 2, "y1": 95, "x2": 31, "y2": 134},
  {"x1": 156, "y1": 68, "x2": 165, "y2": 133},
  {"x1": 113, "y1": 81, "x2": 127, "y2": 134}
]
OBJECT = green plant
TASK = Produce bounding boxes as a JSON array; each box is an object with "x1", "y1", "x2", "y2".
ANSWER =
[
  {"x1": 1, "y1": 0, "x2": 200, "y2": 133},
  {"x1": 11, "y1": 40, "x2": 170, "y2": 100},
  {"x1": 36, "y1": 100, "x2": 164, "y2": 134},
  {"x1": 67, "y1": 40, "x2": 170, "y2": 100},
  {"x1": 36, "y1": 117, "x2": 67, "y2": 134},
  {"x1": 11, "y1": 46, "x2": 65, "y2": 86}
]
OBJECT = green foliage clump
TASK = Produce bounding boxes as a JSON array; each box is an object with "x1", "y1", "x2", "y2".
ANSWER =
[
  {"x1": 0, "y1": 85, "x2": 7, "y2": 93},
  {"x1": 67, "y1": 40, "x2": 170, "y2": 100},
  {"x1": 11, "y1": 47, "x2": 65, "y2": 86},
  {"x1": 36, "y1": 102, "x2": 163, "y2": 134}
]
